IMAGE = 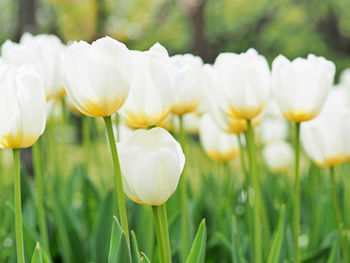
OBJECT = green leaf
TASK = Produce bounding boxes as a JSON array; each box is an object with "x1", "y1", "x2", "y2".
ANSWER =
[
  {"x1": 327, "y1": 239, "x2": 339, "y2": 263},
  {"x1": 267, "y1": 205, "x2": 286, "y2": 263},
  {"x1": 31, "y1": 242, "x2": 43, "y2": 263},
  {"x1": 131, "y1": 230, "x2": 142, "y2": 263},
  {"x1": 186, "y1": 219, "x2": 207, "y2": 263},
  {"x1": 231, "y1": 216, "x2": 248, "y2": 263},
  {"x1": 108, "y1": 216, "x2": 131, "y2": 263}
]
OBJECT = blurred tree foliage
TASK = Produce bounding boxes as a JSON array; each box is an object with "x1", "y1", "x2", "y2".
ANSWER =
[{"x1": 1, "y1": 0, "x2": 350, "y2": 77}]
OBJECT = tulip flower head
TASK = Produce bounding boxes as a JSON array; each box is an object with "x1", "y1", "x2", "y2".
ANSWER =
[
  {"x1": 1, "y1": 33, "x2": 66, "y2": 100},
  {"x1": 262, "y1": 141, "x2": 294, "y2": 173},
  {"x1": 118, "y1": 127, "x2": 185, "y2": 206},
  {"x1": 199, "y1": 114, "x2": 240, "y2": 162},
  {"x1": 63, "y1": 36, "x2": 132, "y2": 117},
  {"x1": 214, "y1": 49, "x2": 271, "y2": 120},
  {"x1": 0, "y1": 64, "x2": 46, "y2": 148},
  {"x1": 120, "y1": 43, "x2": 174, "y2": 128},
  {"x1": 301, "y1": 111, "x2": 345, "y2": 167},
  {"x1": 272, "y1": 54, "x2": 335, "y2": 123},
  {"x1": 170, "y1": 54, "x2": 203, "y2": 115},
  {"x1": 202, "y1": 64, "x2": 254, "y2": 134}
]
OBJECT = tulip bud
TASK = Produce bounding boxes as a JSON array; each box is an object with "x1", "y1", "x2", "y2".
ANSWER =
[
  {"x1": 1, "y1": 33, "x2": 66, "y2": 100},
  {"x1": 213, "y1": 49, "x2": 271, "y2": 120},
  {"x1": 272, "y1": 54, "x2": 335, "y2": 123},
  {"x1": 63, "y1": 36, "x2": 132, "y2": 117},
  {"x1": 199, "y1": 114, "x2": 240, "y2": 162},
  {"x1": 120, "y1": 43, "x2": 174, "y2": 128},
  {"x1": 301, "y1": 111, "x2": 345, "y2": 167},
  {"x1": 0, "y1": 64, "x2": 46, "y2": 148},
  {"x1": 118, "y1": 127, "x2": 185, "y2": 205},
  {"x1": 170, "y1": 54, "x2": 203, "y2": 115},
  {"x1": 262, "y1": 141, "x2": 294, "y2": 173}
]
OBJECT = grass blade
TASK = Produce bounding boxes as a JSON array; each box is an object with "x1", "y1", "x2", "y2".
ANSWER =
[{"x1": 186, "y1": 219, "x2": 207, "y2": 263}]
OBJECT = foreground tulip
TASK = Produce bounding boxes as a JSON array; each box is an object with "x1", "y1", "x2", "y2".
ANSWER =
[
  {"x1": 120, "y1": 43, "x2": 174, "y2": 128},
  {"x1": 0, "y1": 64, "x2": 46, "y2": 263},
  {"x1": 272, "y1": 54, "x2": 335, "y2": 262},
  {"x1": 64, "y1": 36, "x2": 132, "y2": 242},
  {"x1": 1, "y1": 33, "x2": 66, "y2": 100},
  {"x1": 118, "y1": 127, "x2": 184, "y2": 263},
  {"x1": 214, "y1": 49, "x2": 271, "y2": 120},
  {"x1": 118, "y1": 127, "x2": 185, "y2": 205},
  {"x1": 170, "y1": 54, "x2": 203, "y2": 116},
  {"x1": 199, "y1": 114, "x2": 239, "y2": 162},
  {"x1": 64, "y1": 36, "x2": 131, "y2": 117},
  {"x1": 262, "y1": 141, "x2": 293, "y2": 173}
]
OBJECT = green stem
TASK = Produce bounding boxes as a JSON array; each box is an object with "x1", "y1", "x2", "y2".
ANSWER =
[
  {"x1": 245, "y1": 120, "x2": 262, "y2": 263},
  {"x1": 330, "y1": 166, "x2": 349, "y2": 262},
  {"x1": 82, "y1": 116, "x2": 91, "y2": 172},
  {"x1": 115, "y1": 113, "x2": 120, "y2": 142},
  {"x1": 61, "y1": 98, "x2": 68, "y2": 178},
  {"x1": 13, "y1": 149, "x2": 25, "y2": 263},
  {"x1": 152, "y1": 204, "x2": 172, "y2": 263},
  {"x1": 179, "y1": 115, "x2": 191, "y2": 262},
  {"x1": 103, "y1": 115, "x2": 130, "y2": 244},
  {"x1": 32, "y1": 143, "x2": 51, "y2": 260},
  {"x1": 293, "y1": 123, "x2": 301, "y2": 263},
  {"x1": 238, "y1": 134, "x2": 254, "y2": 259}
]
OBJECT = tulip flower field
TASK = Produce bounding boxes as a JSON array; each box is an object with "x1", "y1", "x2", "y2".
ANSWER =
[{"x1": 1, "y1": 33, "x2": 350, "y2": 263}]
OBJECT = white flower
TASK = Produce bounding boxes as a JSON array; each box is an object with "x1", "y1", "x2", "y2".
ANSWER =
[
  {"x1": 63, "y1": 36, "x2": 132, "y2": 117},
  {"x1": 262, "y1": 141, "x2": 294, "y2": 173},
  {"x1": 1, "y1": 33, "x2": 66, "y2": 100},
  {"x1": 272, "y1": 54, "x2": 335, "y2": 123},
  {"x1": 213, "y1": 48, "x2": 271, "y2": 120},
  {"x1": 259, "y1": 117, "x2": 288, "y2": 145},
  {"x1": 0, "y1": 64, "x2": 46, "y2": 148},
  {"x1": 170, "y1": 54, "x2": 203, "y2": 115},
  {"x1": 301, "y1": 111, "x2": 345, "y2": 167},
  {"x1": 120, "y1": 43, "x2": 174, "y2": 128},
  {"x1": 118, "y1": 127, "x2": 185, "y2": 205},
  {"x1": 199, "y1": 114, "x2": 240, "y2": 162}
]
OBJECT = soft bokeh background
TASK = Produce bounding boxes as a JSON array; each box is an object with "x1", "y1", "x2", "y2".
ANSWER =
[{"x1": 2, "y1": 0, "x2": 350, "y2": 77}]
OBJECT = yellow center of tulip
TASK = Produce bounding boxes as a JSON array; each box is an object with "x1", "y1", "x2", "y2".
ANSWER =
[
  {"x1": 78, "y1": 96, "x2": 127, "y2": 117},
  {"x1": 227, "y1": 105, "x2": 263, "y2": 120},
  {"x1": 282, "y1": 109, "x2": 317, "y2": 123},
  {"x1": 171, "y1": 101, "x2": 198, "y2": 116},
  {"x1": 316, "y1": 155, "x2": 344, "y2": 168},
  {"x1": 207, "y1": 149, "x2": 240, "y2": 162},
  {"x1": 0, "y1": 130, "x2": 38, "y2": 149},
  {"x1": 124, "y1": 108, "x2": 171, "y2": 129}
]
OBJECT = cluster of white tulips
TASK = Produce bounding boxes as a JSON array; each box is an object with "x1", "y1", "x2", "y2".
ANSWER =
[{"x1": 1, "y1": 32, "x2": 350, "y2": 262}]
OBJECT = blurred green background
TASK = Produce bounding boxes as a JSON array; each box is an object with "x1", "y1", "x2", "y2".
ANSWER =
[{"x1": 1, "y1": 0, "x2": 350, "y2": 77}]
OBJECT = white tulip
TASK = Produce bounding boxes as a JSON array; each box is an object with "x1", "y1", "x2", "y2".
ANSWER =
[
  {"x1": 301, "y1": 111, "x2": 345, "y2": 167},
  {"x1": 120, "y1": 43, "x2": 174, "y2": 128},
  {"x1": 322, "y1": 85, "x2": 350, "y2": 113},
  {"x1": 199, "y1": 114, "x2": 240, "y2": 162},
  {"x1": 262, "y1": 141, "x2": 294, "y2": 173},
  {"x1": 259, "y1": 117, "x2": 288, "y2": 145},
  {"x1": 202, "y1": 64, "x2": 252, "y2": 134},
  {"x1": 63, "y1": 36, "x2": 132, "y2": 117},
  {"x1": 170, "y1": 54, "x2": 203, "y2": 115},
  {"x1": 213, "y1": 49, "x2": 271, "y2": 120},
  {"x1": 118, "y1": 127, "x2": 185, "y2": 205},
  {"x1": 272, "y1": 54, "x2": 335, "y2": 123},
  {"x1": 0, "y1": 64, "x2": 46, "y2": 148},
  {"x1": 1, "y1": 33, "x2": 66, "y2": 100}
]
